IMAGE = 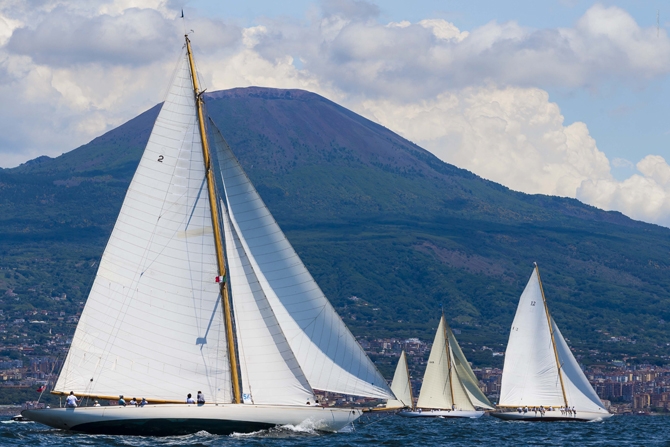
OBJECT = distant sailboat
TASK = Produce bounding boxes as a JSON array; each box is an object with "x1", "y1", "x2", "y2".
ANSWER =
[
  {"x1": 23, "y1": 36, "x2": 395, "y2": 436},
  {"x1": 385, "y1": 350, "x2": 413, "y2": 409},
  {"x1": 492, "y1": 264, "x2": 612, "y2": 421},
  {"x1": 400, "y1": 314, "x2": 493, "y2": 418}
]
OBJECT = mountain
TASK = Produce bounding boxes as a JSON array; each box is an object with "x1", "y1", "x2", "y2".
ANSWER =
[{"x1": 1, "y1": 87, "x2": 669, "y2": 370}]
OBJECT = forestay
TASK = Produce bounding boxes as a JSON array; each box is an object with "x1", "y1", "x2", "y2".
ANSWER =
[
  {"x1": 55, "y1": 49, "x2": 232, "y2": 403},
  {"x1": 214, "y1": 132, "x2": 393, "y2": 400},
  {"x1": 222, "y1": 204, "x2": 315, "y2": 406},
  {"x1": 499, "y1": 269, "x2": 564, "y2": 407},
  {"x1": 386, "y1": 351, "x2": 412, "y2": 409}
]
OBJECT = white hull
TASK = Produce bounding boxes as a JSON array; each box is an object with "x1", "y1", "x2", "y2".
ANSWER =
[
  {"x1": 22, "y1": 403, "x2": 362, "y2": 436},
  {"x1": 399, "y1": 409, "x2": 484, "y2": 418},
  {"x1": 491, "y1": 410, "x2": 612, "y2": 422}
]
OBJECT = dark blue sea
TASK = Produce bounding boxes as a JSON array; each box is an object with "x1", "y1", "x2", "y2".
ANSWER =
[{"x1": 1, "y1": 414, "x2": 668, "y2": 446}]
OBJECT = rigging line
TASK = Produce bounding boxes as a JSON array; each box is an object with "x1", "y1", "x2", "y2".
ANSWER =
[{"x1": 37, "y1": 353, "x2": 60, "y2": 404}]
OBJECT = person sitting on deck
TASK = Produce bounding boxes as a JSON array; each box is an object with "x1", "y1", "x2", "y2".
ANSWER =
[
  {"x1": 140, "y1": 398, "x2": 148, "y2": 407},
  {"x1": 197, "y1": 391, "x2": 205, "y2": 405},
  {"x1": 118, "y1": 395, "x2": 126, "y2": 407},
  {"x1": 93, "y1": 400, "x2": 100, "y2": 407},
  {"x1": 65, "y1": 391, "x2": 79, "y2": 408},
  {"x1": 186, "y1": 393, "x2": 196, "y2": 404},
  {"x1": 129, "y1": 397, "x2": 138, "y2": 407}
]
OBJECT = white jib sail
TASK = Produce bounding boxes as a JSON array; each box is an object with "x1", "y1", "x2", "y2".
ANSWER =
[
  {"x1": 55, "y1": 49, "x2": 232, "y2": 403},
  {"x1": 213, "y1": 131, "x2": 393, "y2": 400},
  {"x1": 386, "y1": 351, "x2": 412, "y2": 409},
  {"x1": 499, "y1": 268, "x2": 565, "y2": 408},
  {"x1": 552, "y1": 319, "x2": 608, "y2": 413},
  {"x1": 222, "y1": 203, "x2": 315, "y2": 406},
  {"x1": 417, "y1": 315, "x2": 474, "y2": 410},
  {"x1": 448, "y1": 329, "x2": 493, "y2": 410}
]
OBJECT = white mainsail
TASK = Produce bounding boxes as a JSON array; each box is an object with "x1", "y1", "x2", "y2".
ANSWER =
[
  {"x1": 386, "y1": 351, "x2": 413, "y2": 409},
  {"x1": 55, "y1": 49, "x2": 232, "y2": 403},
  {"x1": 416, "y1": 315, "x2": 485, "y2": 410},
  {"x1": 499, "y1": 266, "x2": 608, "y2": 414},
  {"x1": 222, "y1": 204, "x2": 315, "y2": 406},
  {"x1": 213, "y1": 130, "x2": 394, "y2": 400}
]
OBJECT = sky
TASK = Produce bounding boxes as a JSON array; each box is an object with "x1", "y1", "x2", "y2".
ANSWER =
[{"x1": 0, "y1": 0, "x2": 669, "y2": 227}]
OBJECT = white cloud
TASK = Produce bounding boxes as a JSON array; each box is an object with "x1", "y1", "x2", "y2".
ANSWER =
[
  {"x1": 1, "y1": 0, "x2": 670, "y2": 227},
  {"x1": 578, "y1": 156, "x2": 670, "y2": 225}
]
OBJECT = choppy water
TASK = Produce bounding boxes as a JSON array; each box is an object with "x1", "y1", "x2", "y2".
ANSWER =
[{"x1": 1, "y1": 413, "x2": 668, "y2": 446}]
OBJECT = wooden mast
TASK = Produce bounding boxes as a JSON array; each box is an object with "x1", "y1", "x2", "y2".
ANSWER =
[
  {"x1": 403, "y1": 350, "x2": 414, "y2": 410},
  {"x1": 536, "y1": 262, "x2": 569, "y2": 409},
  {"x1": 185, "y1": 35, "x2": 241, "y2": 404},
  {"x1": 442, "y1": 312, "x2": 456, "y2": 409}
]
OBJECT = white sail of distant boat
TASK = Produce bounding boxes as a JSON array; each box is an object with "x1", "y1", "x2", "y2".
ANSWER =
[
  {"x1": 492, "y1": 264, "x2": 611, "y2": 422},
  {"x1": 385, "y1": 350, "x2": 413, "y2": 409},
  {"x1": 23, "y1": 35, "x2": 395, "y2": 436},
  {"x1": 400, "y1": 314, "x2": 492, "y2": 418}
]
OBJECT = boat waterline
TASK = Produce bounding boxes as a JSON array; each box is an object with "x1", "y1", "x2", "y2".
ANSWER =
[
  {"x1": 491, "y1": 410, "x2": 613, "y2": 422},
  {"x1": 399, "y1": 410, "x2": 484, "y2": 418},
  {"x1": 22, "y1": 404, "x2": 362, "y2": 436}
]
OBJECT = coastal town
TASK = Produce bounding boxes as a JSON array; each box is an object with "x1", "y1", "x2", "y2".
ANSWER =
[{"x1": 1, "y1": 309, "x2": 669, "y2": 415}]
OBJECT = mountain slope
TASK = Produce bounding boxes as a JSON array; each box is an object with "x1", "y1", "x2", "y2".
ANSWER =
[{"x1": 1, "y1": 87, "x2": 669, "y2": 368}]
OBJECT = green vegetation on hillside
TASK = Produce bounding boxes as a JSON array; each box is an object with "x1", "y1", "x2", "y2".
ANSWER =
[{"x1": 0, "y1": 88, "x2": 669, "y2": 371}]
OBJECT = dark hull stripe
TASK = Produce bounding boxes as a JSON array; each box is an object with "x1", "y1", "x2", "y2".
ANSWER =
[{"x1": 69, "y1": 418, "x2": 276, "y2": 436}]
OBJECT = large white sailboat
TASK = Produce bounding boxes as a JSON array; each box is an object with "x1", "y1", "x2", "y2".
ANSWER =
[
  {"x1": 400, "y1": 314, "x2": 493, "y2": 418},
  {"x1": 23, "y1": 36, "x2": 395, "y2": 436},
  {"x1": 492, "y1": 264, "x2": 611, "y2": 421}
]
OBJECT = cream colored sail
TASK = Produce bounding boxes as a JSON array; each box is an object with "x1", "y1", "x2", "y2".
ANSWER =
[
  {"x1": 448, "y1": 328, "x2": 494, "y2": 409},
  {"x1": 386, "y1": 351, "x2": 413, "y2": 409},
  {"x1": 55, "y1": 49, "x2": 232, "y2": 403},
  {"x1": 222, "y1": 204, "x2": 315, "y2": 406},
  {"x1": 213, "y1": 129, "x2": 394, "y2": 400},
  {"x1": 417, "y1": 315, "x2": 475, "y2": 410}
]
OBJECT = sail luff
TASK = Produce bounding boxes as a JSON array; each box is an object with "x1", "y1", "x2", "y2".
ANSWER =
[
  {"x1": 443, "y1": 314, "x2": 456, "y2": 407},
  {"x1": 535, "y1": 263, "x2": 569, "y2": 409},
  {"x1": 185, "y1": 36, "x2": 241, "y2": 404},
  {"x1": 406, "y1": 350, "x2": 414, "y2": 408}
]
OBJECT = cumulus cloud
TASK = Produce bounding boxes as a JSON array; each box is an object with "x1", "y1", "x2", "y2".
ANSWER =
[
  {"x1": 1, "y1": 0, "x2": 670, "y2": 227},
  {"x1": 578, "y1": 156, "x2": 670, "y2": 225}
]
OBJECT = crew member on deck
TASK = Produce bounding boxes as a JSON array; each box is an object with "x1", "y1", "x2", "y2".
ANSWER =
[
  {"x1": 186, "y1": 393, "x2": 196, "y2": 404},
  {"x1": 197, "y1": 391, "x2": 205, "y2": 405},
  {"x1": 66, "y1": 391, "x2": 79, "y2": 408},
  {"x1": 118, "y1": 395, "x2": 126, "y2": 406}
]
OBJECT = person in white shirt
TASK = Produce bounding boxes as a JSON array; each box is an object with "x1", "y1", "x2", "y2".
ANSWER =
[
  {"x1": 65, "y1": 391, "x2": 79, "y2": 408},
  {"x1": 93, "y1": 400, "x2": 100, "y2": 407},
  {"x1": 186, "y1": 393, "x2": 196, "y2": 404}
]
